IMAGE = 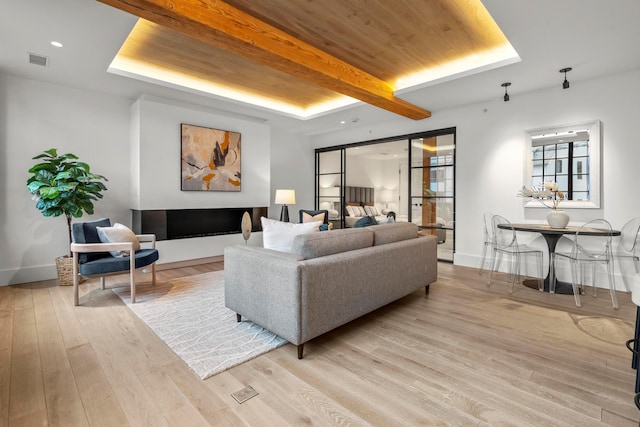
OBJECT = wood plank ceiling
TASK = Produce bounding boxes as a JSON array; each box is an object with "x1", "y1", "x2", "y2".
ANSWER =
[{"x1": 100, "y1": 0, "x2": 514, "y2": 120}]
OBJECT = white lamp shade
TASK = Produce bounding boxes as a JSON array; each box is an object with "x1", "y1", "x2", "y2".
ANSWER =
[
  {"x1": 380, "y1": 189, "x2": 393, "y2": 203},
  {"x1": 275, "y1": 189, "x2": 296, "y2": 205}
]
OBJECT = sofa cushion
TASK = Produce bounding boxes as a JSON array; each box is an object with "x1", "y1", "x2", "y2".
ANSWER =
[
  {"x1": 261, "y1": 217, "x2": 321, "y2": 252},
  {"x1": 290, "y1": 227, "x2": 374, "y2": 260},
  {"x1": 79, "y1": 248, "x2": 159, "y2": 276},
  {"x1": 369, "y1": 222, "x2": 419, "y2": 246}
]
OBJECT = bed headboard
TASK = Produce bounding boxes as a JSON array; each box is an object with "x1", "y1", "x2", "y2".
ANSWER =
[{"x1": 345, "y1": 186, "x2": 375, "y2": 206}]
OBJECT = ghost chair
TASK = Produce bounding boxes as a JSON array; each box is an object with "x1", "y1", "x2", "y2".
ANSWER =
[
  {"x1": 487, "y1": 215, "x2": 544, "y2": 293},
  {"x1": 614, "y1": 217, "x2": 640, "y2": 290},
  {"x1": 553, "y1": 219, "x2": 618, "y2": 309},
  {"x1": 478, "y1": 212, "x2": 496, "y2": 274}
]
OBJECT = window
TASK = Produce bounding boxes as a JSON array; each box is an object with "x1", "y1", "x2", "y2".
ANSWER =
[
  {"x1": 531, "y1": 139, "x2": 590, "y2": 201},
  {"x1": 524, "y1": 120, "x2": 601, "y2": 209}
]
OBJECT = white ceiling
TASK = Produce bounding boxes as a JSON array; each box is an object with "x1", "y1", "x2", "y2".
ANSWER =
[{"x1": 2, "y1": 0, "x2": 640, "y2": 137}]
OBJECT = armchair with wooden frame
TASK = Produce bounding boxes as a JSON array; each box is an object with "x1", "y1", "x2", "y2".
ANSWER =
[{"x1": 70, "y1": 218, "x2": 159, "y2": 305}]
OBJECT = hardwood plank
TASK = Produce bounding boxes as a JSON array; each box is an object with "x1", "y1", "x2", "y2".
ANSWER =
[
  {"x1": 3, "y1": 261, "x2": 639, "y2": 425},
  {"x1": 32, "y1": 289, "x2": 88, "y2": 426},
  {"x1": 9, "y1": 289, "x2": 46, "y2": 422},
  {"x1": 229, "y1": 355, "x2": 370, "y2": 426},
  {"x1": 0, "y1": 287, "x2": 14, "y2": 427},
  {"x1": 67, "y1": 342, "x2": 129, "y2": 427},
  {"x1": 164, "y1": 360, "x2": 245, "y2": 427}
]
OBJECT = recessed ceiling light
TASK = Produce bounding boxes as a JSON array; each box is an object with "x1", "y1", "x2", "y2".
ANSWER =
[
  {"x1": 51, "y1": 41, "x2": 63, "y2": 48},
  {"x1": 340, "y1": 120, "x2": 346, "y2": 124}
]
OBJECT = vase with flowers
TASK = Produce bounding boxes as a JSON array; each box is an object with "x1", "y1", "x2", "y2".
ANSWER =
[{"x1": 517, "y1": 181, "x2": 569, "y2": 228}]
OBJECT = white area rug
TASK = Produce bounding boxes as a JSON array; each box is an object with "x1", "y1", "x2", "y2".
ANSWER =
[{"x1": 113, "y1": 271, "x2": 287, "y2": 379}]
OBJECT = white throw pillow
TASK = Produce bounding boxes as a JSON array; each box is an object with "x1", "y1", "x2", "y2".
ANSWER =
[
  {"x1": 261, "y1": 217, "x2": 321, "y2": 252},
  {"x1": 97, "y1": 223, "x2": 140, "y2": 257}
]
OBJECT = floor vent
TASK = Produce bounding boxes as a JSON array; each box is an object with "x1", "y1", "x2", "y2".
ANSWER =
[
  {"x1": 231, "y1": 386, "x2": 258, "y2": 404},
  {"x1": 28, "y1": 53, "x2": 49, "y2": 67}
]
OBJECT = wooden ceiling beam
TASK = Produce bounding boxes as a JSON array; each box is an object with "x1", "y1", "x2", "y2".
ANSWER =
[{"x1": 98, "y1": 0, "x2": 431, "y2": 119}]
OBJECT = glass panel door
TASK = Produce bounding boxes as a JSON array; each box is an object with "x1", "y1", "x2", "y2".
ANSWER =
[
  {"x1": 410, "y1": 132, "x2": 455, "y2": 262},
  {"x1": 315, "y1": 127, "x2": 455, "y2": 262},
  {"x1": 316, "y1": 149, "x2": 344, "y2": 228}
]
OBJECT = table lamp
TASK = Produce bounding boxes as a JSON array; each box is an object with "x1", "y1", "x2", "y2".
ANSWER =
[{"x1": 275, "y1": 189, "x2": 296, "y2": 222}]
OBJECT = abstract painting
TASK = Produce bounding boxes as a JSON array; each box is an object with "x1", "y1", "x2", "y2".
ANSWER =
[{"x1": 181, "y1": 123, "x2": 241, "y2": 191}]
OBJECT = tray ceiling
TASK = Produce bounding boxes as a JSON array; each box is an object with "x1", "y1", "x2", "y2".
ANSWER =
[{"x1": 102, "y1": 0, "x2": 519, "y2": 120}]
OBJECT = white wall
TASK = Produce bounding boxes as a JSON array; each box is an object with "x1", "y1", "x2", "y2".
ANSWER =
[
  {"x1": 3, "y1": 68, "x2": 639, "y2": 287},
  {"x1": 0, "y1": 76, "x2": 307, "y2": 284},
  {"x1": 0, "y1": 74, "x2": 132, "y2": 284},
  {"x1": 345, "y1": 155, "x2": 400, "y2": 210},
  {"x1": 128, "y1": 96, "x2": 273, "y2": 264},
  {"x1": 269, "y1": 127, "x2": 314, "y2": 223},
  {"x1": 311, "y1": 69, "x2": 640, "y2": 289}
]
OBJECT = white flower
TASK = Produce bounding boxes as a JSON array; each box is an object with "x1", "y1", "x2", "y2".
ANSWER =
[{"x1": 517, "y1": 181, "x2": 564, "y2": 209}]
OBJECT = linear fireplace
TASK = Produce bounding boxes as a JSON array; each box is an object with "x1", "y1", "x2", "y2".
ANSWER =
[{"x1": 132, "y1": 207, "x2": 268, "y2": 241}]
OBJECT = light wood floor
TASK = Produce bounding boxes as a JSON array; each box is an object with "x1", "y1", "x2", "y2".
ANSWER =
[{"x1": 1, "y1": 262, "x2": 639, "y2": 426}]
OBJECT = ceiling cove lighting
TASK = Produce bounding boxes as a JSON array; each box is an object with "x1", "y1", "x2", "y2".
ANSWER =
[
  {"x1": 501, "y1": 82, "x2": 511, "y2": 102},
  {"x1": 560, "y1": 67, "x2": 572, "y2": 89}
]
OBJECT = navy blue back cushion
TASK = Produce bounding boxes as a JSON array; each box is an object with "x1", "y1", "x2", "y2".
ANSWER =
[{"x1": 71, "y1": 218, "x2": 111, "y2": 264}]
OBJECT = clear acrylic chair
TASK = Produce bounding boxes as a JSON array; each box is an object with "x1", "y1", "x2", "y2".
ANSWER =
[
  {"x1": 552, "y1": 219, "x2": 618, "y2": 309},
  {"x1": 487, "y1": 215, "x2": 544, "y2": 293},
  {"x1": 615, "y1": 217, "x2": 640, "y2": 277},
  {"x1": 478, "y1": 212, "x2": 495, "y2": 274}
]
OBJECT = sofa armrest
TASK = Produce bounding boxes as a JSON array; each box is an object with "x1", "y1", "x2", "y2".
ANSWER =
[{"x1": 224, "y1": 245, "x2": 305, "y2": 344}]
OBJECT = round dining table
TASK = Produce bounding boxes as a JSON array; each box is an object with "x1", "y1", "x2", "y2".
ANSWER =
[{"x1": 497, "y1": 223, "x2": 621, "y2": 294}]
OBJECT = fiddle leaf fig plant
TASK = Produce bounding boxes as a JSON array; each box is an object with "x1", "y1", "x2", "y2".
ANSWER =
[{"x1": 27, "y1": 148, "x2": 108, "y2": 255}]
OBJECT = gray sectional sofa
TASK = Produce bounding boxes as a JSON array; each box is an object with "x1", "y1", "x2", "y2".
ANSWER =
[{"x1": 224, "y1": 222, "x2": 438, "y2": 358}]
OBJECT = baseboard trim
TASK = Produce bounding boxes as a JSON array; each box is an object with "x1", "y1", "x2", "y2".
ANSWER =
[
  {"x1": 155, "y1": 256, "x2": 224, "y2": 271},
  {"x1": 0, "y1": 256, "x2": 225, "y2": 287}
]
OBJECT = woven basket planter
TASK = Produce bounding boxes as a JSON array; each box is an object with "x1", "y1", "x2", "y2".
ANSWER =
[{"x1": 55, "y1": 255, "x2": 74, "y2": 286}]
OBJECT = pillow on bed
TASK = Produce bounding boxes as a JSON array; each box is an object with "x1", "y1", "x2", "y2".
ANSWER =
[
  {"x1": 261, "y1": 217, "x2": 321, "y2": 252},
  {"x1": 346, "y1": 205, "x2": 356, "y2": 217},
  {"x1": 364, "y1": 205, "x2": 380, "y2": 216}
]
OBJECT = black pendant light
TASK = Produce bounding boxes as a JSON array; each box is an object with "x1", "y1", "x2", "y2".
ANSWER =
[
  {"x1": 501, "y1": 82, "x2": 511, "y2": 102},
  {"x1": 560, "y1": 67, "x2": 572, "y2": 89}
]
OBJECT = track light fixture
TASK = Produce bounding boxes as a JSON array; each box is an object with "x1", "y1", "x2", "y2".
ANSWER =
[
  {"x1": 501, "y1": 82, "x2": 511, "y2": 102},
  {"x1": 560, "y1": 67, "x2": 572, "y2": 89}
]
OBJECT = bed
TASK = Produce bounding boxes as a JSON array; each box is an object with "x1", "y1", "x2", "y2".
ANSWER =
[
  {"x1": 342, "y1": 186, "x2": 446, "y2": 243},
  {"x1": 343, "y1": 186, "x2": 390, "y2": 227}
]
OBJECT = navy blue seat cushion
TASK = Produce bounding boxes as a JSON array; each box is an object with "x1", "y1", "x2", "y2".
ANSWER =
[
  {"x1": 353, "y1": 215, "x2": 378, "y2": 228},
  {"x1": 78, "y1": 249, "x2": 159, "y2": 276},
  {"x1": 71, "y1": 218, "x2": 112, "y2": 264}
]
